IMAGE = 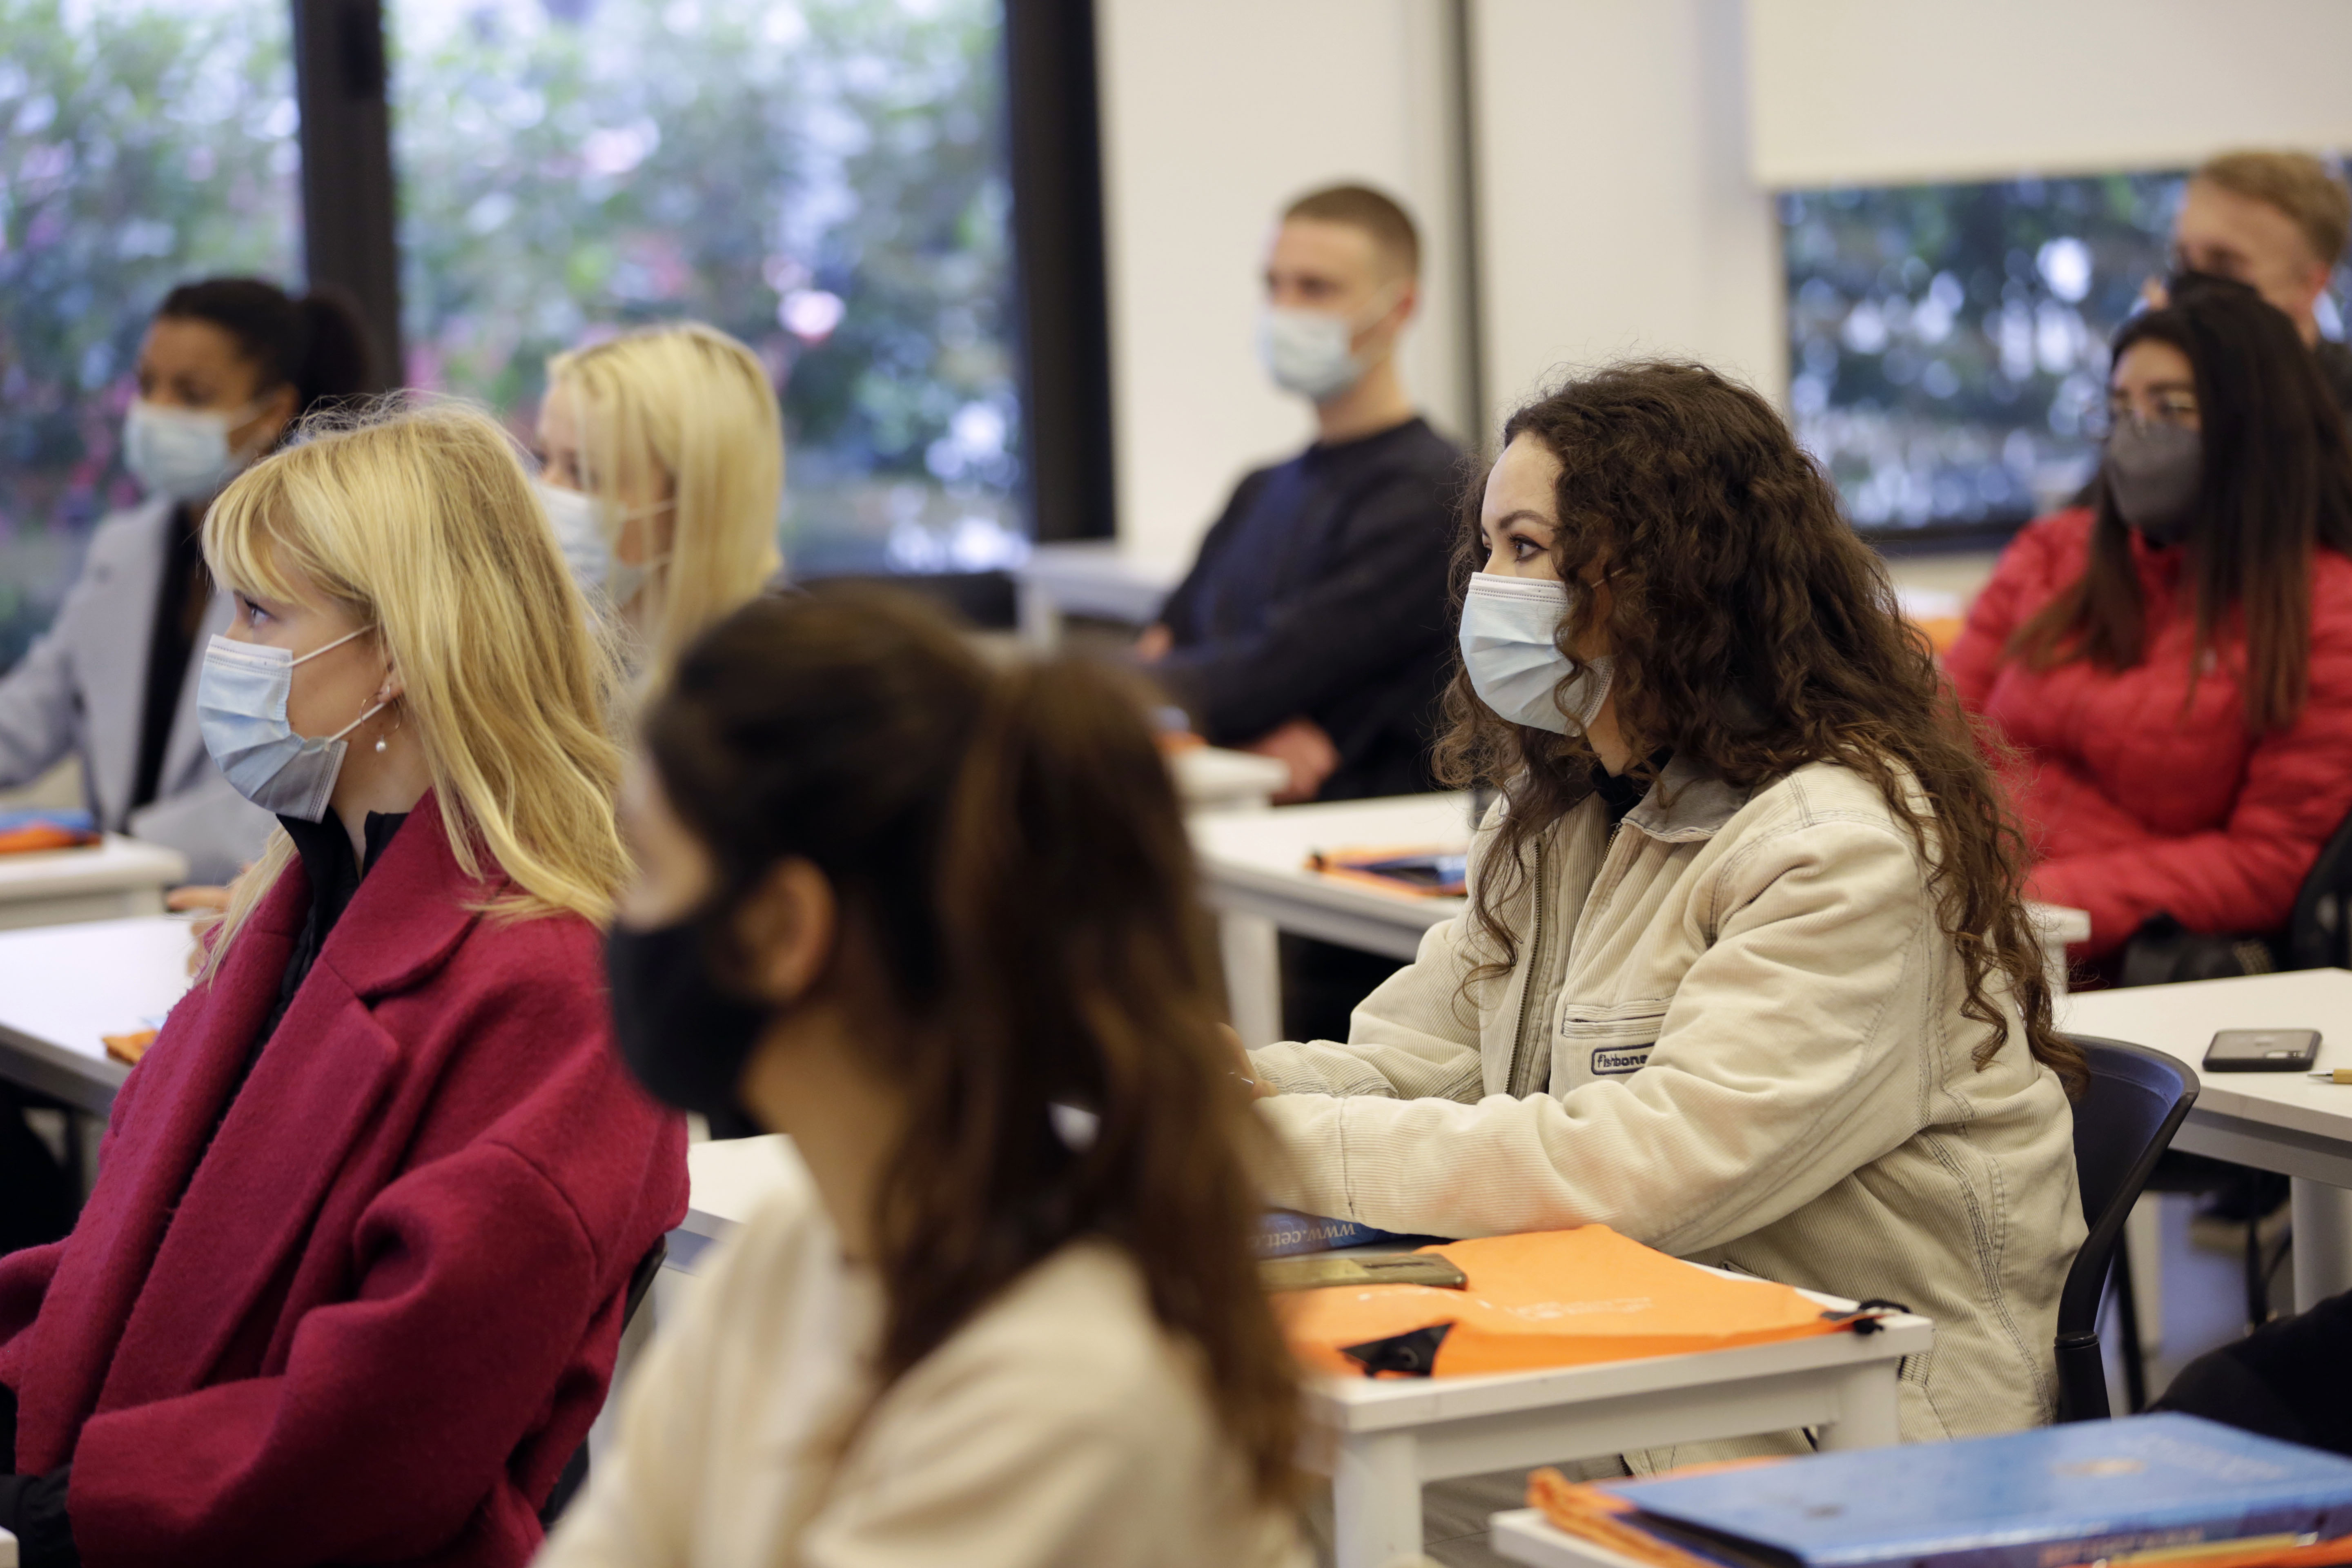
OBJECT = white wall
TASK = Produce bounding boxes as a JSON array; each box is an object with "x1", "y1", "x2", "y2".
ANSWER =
[
  {"x1": 1094, "y1": 0, "x2": 1473, "y2": 564},
  {"x1": 1471, "y1": 0, "x2": 1786, "y2": 430},
  {"x1": 1749, "y1": 0, "x2": 2352, "y2": 188}
]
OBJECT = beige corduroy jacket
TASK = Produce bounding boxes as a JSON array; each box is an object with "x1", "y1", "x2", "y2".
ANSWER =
[{"x1": 1252, "y1": 757, "x2": 2085, "y2": 1441}]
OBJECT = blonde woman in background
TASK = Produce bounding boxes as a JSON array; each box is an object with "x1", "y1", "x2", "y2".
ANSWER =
[
  {"x1": 536, "y1": 322, "x2": 786, "y2": 676},
  {"x1": 0, "y1": 401, "x2": 687, "y2": 1567}
]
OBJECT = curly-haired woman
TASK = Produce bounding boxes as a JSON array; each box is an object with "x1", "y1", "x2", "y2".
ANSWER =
[{"x1": 1242, "y1": 362, "x2": 2084, "y2": 1446}]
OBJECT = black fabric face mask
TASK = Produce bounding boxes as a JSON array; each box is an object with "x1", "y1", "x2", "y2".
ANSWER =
[
  {"x1": 605, "y1": 914, "x2": 772, "y2": 1140},
  {"x1": 2105, "y1": 419, "x2": 2204, "y2": 547}
]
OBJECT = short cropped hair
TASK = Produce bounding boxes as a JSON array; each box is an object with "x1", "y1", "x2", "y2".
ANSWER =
[
  {"x1": 2195, "y1": 151, "x2": 2352, "y2": 268},
  {"x1": 1283, "y1": 184, "x2": 1421, "y2": 279}
]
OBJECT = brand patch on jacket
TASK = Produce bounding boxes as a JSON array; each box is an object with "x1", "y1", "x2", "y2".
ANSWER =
[{"x1": 1590, "y1": 1045, "x2": 1653, "y2": 1076}]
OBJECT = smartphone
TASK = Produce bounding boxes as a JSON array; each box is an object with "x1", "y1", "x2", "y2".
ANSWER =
[{"x1": 2204, "y1": 1028, "x2": 2323, "y2": 1072}]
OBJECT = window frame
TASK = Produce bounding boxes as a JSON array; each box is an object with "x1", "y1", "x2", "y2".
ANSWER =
[{"x1": 289, "y1": 0, "x2": 1114, "y2": 548}]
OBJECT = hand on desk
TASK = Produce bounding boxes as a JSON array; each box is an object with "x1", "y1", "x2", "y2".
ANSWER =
[
  {"x1": 1133, "y1": 623, "x2": 1172, "y2": 664},
  {"x1": 1244, "y1": 717, "x2": 1339, "y2": 805}
]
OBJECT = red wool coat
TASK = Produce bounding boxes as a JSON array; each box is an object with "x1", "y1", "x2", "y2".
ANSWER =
[
  {"x1": 1948, "y1": 508, "x2": 2352, "y2": 957},
  {"x1": 0, "y1": 792, "x2": 687, "y2": 1568}
]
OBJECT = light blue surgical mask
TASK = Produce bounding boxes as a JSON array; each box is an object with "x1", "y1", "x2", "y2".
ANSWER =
[
  {"x1": 1254, "y1": 287, "x2": 1402, "y2": 403},
  {"x1": 196, "y1": 627, "x2": 387, "y2": 821},
  {"x1": 123, "y1": 396, "x2": 268, "y2": 503},
  {"x1": 535, "y1": 478, "x2": 613, "y2": 594},
  {"x1": 532, "y1": 476, "x2": 670, "y2": 608},
  {"x1": 1458, "y1": 572, "x2": 1615, "y2": 735}
]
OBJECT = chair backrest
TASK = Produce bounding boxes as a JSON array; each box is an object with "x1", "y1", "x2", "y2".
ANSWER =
[
  {"x1": 2287, "y1": 803, "x2": 2352, "y2": 970},
  {"x1": 2055, "y1": 1034, "x2": 2198, "y2": 1421}
]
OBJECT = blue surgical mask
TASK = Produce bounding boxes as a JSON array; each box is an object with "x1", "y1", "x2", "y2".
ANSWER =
[
  {"x1": 196, "y1": 627, "x2": 387, "y2": 821},
  {"x1": 1255, "y1": 287, "x2": 1401, "y2": 403},
  {"x1": 1458, "y1": 573, "x2": 1615, "y2": 735},
  {"x1": 532, "y1": 476, "x2": 670, "y2": 608},
  {"x1": 123, "y1": 397, "x2": 267, "y2": 503},
  {"x1": 535, "y1": 478, "x2": 613, "y2": 593}
]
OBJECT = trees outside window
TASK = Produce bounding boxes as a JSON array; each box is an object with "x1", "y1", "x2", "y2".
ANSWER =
[
  {"x1": 391, "y1": 0, "x2": 1022, "y2": 578},
  {"x1": 0, "y1": 0, "x2": 299, "y2": 667},
  {"x1": 1785, "y1": 174, "x2": 2182, "y2": 535}
]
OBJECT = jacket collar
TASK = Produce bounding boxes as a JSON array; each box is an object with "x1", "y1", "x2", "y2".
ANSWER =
[
  {"x1": 1622, "y1": 753, "x2": 1751, "y2": 843},
  {"x1": 312, "y1": 789, "x2": 507, "y2": 1000}
]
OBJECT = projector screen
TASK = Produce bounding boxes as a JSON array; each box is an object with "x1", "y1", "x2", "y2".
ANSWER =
[{"x1": 1747, "y1": 0, "x2": 2352, "y2": 189}]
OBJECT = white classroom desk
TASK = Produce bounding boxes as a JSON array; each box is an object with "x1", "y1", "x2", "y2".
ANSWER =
[
  {"x1": 1169, "y1": 745, "x2": 1290, "y2": 813},
  {"x1": 1313, "y1": 1293, "x2": 1927, "y2": 1568},
  {"x1": 1190, "y1": 792, "x2": 1477, "y2": 1047},
  {"x1": 1490, "y1": 1510, "x2": 1655, "y2": 1568},
  {"x1": 666, "y1": 1132, "x2": 815, "y2": 1275},
  {"x1": 2060, "y1": 968, "x2": 2352, "y2": 1312},
  {"x1": 1191, "y1": 792, "x2": 2091, "y2": 1049},
  {"x1": 0, "y1": 835, "x2": 187, "y2": 932},
  {"x1": 669, "y1": 1136, "x2": 1929, "y2": 1568},
  {"x1": 0, "y1": 914, "x2": 194, "y2": 1114},
  {"x1": 1010, "y1": 539, "x2": 1185, "y2": 647}
]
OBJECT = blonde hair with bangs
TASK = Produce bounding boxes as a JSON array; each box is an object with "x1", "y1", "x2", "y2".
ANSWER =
[
  {"x1": 198, "y1": 399, "x2": 626, "y2": 976},
  {"x1": 547, "y1": 322, "x2": 785, "y2": 675}
]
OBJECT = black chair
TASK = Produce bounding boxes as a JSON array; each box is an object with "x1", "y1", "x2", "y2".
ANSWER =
[
  {"x1": 2285, "y1": 805, "x2": 2352, "y2": 969},
  {"x1": 2055, "y1": 1035, "x2": 2201, "y2": 1422},
  {"x1": 540, "y1": 1238, "x2": 668, "y2": 1527}
]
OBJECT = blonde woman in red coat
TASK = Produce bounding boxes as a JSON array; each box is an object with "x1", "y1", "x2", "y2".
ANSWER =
[
  {"x1": 0, "y1": 403, "x2": 687, "y2": 1568},
  {"x1": 1948, "y1": 274, "x2": 2352, "y2": 965}
]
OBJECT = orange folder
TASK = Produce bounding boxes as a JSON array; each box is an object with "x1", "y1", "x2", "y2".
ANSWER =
[{"x1": 1278, "y1": 1225, "x2": 1853, "y2": 1379}]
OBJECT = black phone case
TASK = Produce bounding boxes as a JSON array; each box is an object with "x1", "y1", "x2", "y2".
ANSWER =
[{"x1": 2204, "y1": 1029, "x2": 2322, "y2": 1071}]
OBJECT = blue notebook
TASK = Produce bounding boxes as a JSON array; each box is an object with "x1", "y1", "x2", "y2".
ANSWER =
[
  {"x1": 1256, "y1": 1209, "x2": 1402, "y2": 1258},
  {"x1": 1605, "y1": 1414, "x2": 2352, "y2": 1568}
]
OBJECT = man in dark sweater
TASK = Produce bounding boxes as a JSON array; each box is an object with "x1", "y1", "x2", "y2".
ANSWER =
[
  {"x1": 2169, "y1": 150, "x2": 2352, "y2": 410},
  {"x1": 1140, "y1": 184, "x2": 1463, "y2": 806},
  {"x1": 1140, "y1": 185, "x2": 1463, "y2": 1041}
]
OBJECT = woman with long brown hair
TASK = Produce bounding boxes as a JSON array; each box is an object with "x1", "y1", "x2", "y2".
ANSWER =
[
  {"x1": 1243, "y1": 362, "x2": 2083, "y2": 1444},
  {"x1": 1947, "y1": 273, "x2": 2352, "y2": 970},
  {"x1": 543, "y1": 589, "x2": 1304, "y2": 1566}
]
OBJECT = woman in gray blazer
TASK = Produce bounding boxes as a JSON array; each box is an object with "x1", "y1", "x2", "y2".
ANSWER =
[
  {"x1": 0, "y1": 278, "x2": 370, "y2": 887},
  {"x1": 0, "y1": 277, "x2": 368, "y2": 1254}
]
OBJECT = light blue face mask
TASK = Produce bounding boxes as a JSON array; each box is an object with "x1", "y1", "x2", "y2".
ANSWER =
[
  {"x1": 1457, "y1": 572, "x2": 1615, "y2": 735},
  {"x1": 532, "y1": 476, "x2": 670, "y2": 609},
  {"x1": 196, "y1": 627, "x2": 387, "y2": 822}
]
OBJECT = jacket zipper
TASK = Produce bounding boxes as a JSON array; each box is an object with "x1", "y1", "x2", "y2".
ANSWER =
[{"x1": 1506, "y1": 837, "x2": 1549, "y2": 1098}]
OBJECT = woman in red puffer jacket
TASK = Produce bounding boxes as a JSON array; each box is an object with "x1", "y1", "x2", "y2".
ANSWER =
[{"x1": 1949, "y1": 274, "x2": 2352, "y2": 962}]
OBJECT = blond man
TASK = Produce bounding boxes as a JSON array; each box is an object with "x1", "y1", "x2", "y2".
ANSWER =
[{"x1": 2171, "y1": 150, "x2": 2352, "y2": 406}]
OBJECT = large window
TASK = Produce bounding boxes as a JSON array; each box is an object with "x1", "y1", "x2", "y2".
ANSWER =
[
  {"x1": 390, "y1": 0, "x2": 1024, "y2": 577},
  {"x1": 0, "y1": 0, "x2": 300, "y2": 666},
  {"x1": 1783, "y1": 173, "x2": 2185, "y2": 535}
]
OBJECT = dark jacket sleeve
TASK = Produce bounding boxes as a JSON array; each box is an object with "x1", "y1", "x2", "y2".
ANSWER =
[
  {"x1": 1155, "y1": 467, "x2": 1454, "y2": 745},
  {"x1": 1156, "y1": 471, "x2": 1271, "y2": 641}
]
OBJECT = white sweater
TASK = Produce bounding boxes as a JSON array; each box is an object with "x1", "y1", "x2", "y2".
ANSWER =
[{"x1": 539, "y1": 1183, "x2": 1305, "y2": 1568}]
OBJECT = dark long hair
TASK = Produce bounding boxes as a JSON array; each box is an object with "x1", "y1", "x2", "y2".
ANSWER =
[
  {"x1": 156, "y1": 276, "x2": 374, "y2": 423},
  {"x1": 642, "y1": 587, "x2": 1300, "y2": 1503},
  {"x1": 2009, "y1": 273, "x2": 2352, "y2": 733},
  {"x1": 1437, "y1": 362, "x2": 2083, "y2": 1094}
]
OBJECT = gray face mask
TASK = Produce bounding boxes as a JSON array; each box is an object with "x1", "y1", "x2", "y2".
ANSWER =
[{"x1": 2105, "y1": 420, "x2": 2203, "y2": 547}]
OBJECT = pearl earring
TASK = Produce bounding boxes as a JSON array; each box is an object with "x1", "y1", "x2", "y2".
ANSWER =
[{"x1": 374, "y1": 735, "x2": 388, "y2": 755}]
